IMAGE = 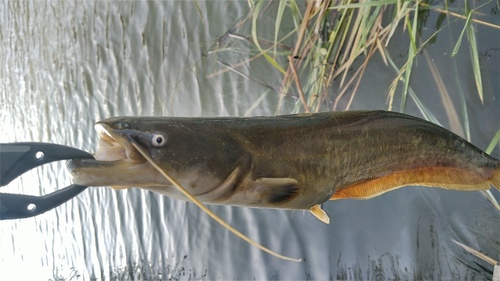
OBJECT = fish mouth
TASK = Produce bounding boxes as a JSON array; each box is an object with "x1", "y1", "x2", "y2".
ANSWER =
[
  {"x1": 93, "y1": 123, "x2": 144, "y2": 163},
  {"x1": 67, "y1": 122, "x2": 151, "y2": 187}
]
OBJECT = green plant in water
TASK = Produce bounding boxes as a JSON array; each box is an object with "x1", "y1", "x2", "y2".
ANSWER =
[{"x1": 216, "y1": 0, "x2": 497, "y2": 115}]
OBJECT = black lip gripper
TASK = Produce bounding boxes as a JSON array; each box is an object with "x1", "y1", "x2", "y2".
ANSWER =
[{"x1": 0, "y1": 142, "x2": 94, "y2": 220}]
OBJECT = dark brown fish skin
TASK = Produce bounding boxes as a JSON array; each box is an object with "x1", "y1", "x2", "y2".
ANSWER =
[{"x1": 68, "y1": 110, "x2": 500, "y2": 210}]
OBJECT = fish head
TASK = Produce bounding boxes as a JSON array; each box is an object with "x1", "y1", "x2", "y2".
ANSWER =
[
  {"x1": 66, "y1": 117, "x2": 174, "y2": 188},
  {"x1": 67, "y1": 117, "x2": 246, "y2": 193},
  {"x1": 93, "y1": 117, "x2": 168, "y2": 164}
]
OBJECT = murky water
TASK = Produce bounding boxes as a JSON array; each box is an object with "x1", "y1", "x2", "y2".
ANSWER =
[{"x1": 1, "y1": 1, "x2": 499, "y2": 280}]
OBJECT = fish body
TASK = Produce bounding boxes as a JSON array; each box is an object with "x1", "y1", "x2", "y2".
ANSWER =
[{"x1": 68, "y1": 110, "x2": 500, "y2": 212}]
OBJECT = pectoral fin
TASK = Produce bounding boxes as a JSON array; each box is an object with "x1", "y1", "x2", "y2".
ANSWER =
[
  {"x1": 309, "y1": 204, "x2": 330, "y2": 224},
  {"x1": 255, "y1": 177, "x2": 299, "y2": 204}
]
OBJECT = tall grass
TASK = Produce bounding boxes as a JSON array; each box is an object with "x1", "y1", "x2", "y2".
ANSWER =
[{"x1": 209, "y1": 0, "x2": 498, "y2": 115}]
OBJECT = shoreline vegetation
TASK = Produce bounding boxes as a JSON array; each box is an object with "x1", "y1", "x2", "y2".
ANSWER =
[{"x1": 210, "y1": 0, "x2": 499, "y2": 114}]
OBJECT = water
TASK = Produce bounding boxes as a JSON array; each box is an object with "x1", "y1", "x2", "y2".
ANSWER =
[{"x1": 1, "y1": 1, "x2": 499, "y2": 280}]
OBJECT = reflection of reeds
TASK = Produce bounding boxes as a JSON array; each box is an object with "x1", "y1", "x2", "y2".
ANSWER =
[
  {"x1": 279, "y1": 0, "x2": 497, "y2": 113},
  {"x1": 452, "y1": 239, "x2": 499, "y2": 267},
  {"x1": 209, "y1": 0, "x2": 498, "y2": 114}
]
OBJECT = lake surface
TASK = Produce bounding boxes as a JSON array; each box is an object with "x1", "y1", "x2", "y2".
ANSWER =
[{"x1": 1, "y1": 1, "x2": 499, "y2": 280}]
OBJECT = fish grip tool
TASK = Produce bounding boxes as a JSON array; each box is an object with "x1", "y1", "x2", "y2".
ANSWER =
[{"x1": 0, "y1": 142, "x2": 94, "y2": 220}]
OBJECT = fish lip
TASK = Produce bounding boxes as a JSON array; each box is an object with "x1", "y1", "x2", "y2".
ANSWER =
[
  {"x1": 93, "y1": 122, "x2": 145, "y2": 163},
  {"x1": 66, "y1": 122, "x2": 152, "y2": 187}
]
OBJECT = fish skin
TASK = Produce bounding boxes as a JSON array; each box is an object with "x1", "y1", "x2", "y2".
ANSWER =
[{"x1": 67, "y1": 110, "x2": 500, "y2": 210}]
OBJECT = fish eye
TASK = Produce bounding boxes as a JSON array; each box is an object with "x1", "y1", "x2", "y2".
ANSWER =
[{"x1": 151, "y1": 133, "x2": 167, "y2": 148}]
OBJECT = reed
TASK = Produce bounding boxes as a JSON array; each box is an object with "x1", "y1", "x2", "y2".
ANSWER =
[{"x1": 209, "y1": 0, "x2": 498, "y2": 114}]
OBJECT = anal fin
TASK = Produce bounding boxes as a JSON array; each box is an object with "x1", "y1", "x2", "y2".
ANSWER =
[{"x1": 309, "y1": 204, "x2": 330, "y2": 224}]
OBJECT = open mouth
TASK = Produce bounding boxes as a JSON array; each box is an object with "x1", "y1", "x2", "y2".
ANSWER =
[
  {"x1": 93, "y1": 123, "x2": 144, "y2": 163},
  {"x1": 67, "y1": 122, "x2": 151, "y2": 187}
]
